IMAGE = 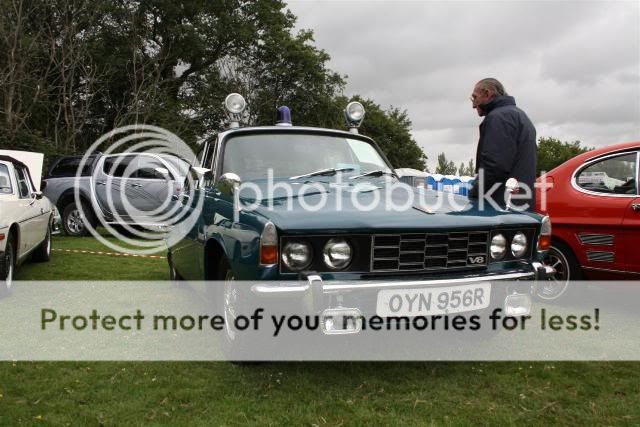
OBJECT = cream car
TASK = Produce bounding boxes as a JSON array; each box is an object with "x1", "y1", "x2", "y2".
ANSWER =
[{"x1": 0, "y1": 151, "x2": 54, "y2": 295}]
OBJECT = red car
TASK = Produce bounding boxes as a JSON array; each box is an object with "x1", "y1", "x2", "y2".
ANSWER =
[{"x1": 535, "y1": 141, "x2": 640, "y2": 300}]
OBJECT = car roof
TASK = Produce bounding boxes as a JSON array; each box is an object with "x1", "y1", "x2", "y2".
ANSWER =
[
  {"x1": 0, "y1": 155, "x2": 28, "y2": 170},
  {"x1": 547, "y1": 141, "x2": 640, "y2": 175},
  {"x1": 582, "y1": 141, "x2": 640, "y2": 161},
  {"x1": 218, "y1": 125, "x2": 374, "y2": 141}
]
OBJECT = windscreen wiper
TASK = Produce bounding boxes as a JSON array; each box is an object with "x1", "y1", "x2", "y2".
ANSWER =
[
  {"x1": 349, "y1": 169, "x2": 397, "y2": 180},
  {"x1": 290, "y1": 167, "x2": 354, "y2": 180}
]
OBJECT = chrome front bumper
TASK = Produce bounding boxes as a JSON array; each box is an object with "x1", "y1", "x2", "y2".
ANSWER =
[
  {"x1": 251, "y1": 271, "x2": 538, "y2": 298},
  {"x1": 251, "y1": 265, "x2": 555, "y2": 299},
  {"x1": 249, "y1": 266, "x2": 555, "y2": 334}
]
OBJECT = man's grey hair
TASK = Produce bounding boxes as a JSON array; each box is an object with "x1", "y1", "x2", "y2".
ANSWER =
[{"x1": 477, "y1": 78, "x2": 508, "y2": 96}]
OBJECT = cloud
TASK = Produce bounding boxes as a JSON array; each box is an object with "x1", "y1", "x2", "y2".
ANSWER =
[{"x1": 287, "y1": 0, "x2": 640, "y2": 169}]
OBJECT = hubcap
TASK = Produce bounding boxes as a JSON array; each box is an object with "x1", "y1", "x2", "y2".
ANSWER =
[
  {"x1": 223, "y1": 270, "x2": 238, "y2": 341},
  {"x1": 4, "y1": 246, "x2": 13, "y2": 289},
  {"x1": 539, "y1": 247, "x2": 570, "y2": 300},
  {"x1": 66, "y1": 209, "x2": 85, "y2": 234}
]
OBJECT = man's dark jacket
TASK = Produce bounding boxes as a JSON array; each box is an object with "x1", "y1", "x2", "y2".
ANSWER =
[{"x1": 468, "y1": 96, "x2": 537, "y2": 210}]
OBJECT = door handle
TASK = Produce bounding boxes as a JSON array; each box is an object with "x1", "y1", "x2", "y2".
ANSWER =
[
  {"x1": 632, "y1": 203, "x2": 640, "y2": 212},
  {"x1": 96, "y1": 181, "x2": 106, "y2": 186},
  {"x1": 130, "y1": 183, "x2": 143, "y2": 188}
]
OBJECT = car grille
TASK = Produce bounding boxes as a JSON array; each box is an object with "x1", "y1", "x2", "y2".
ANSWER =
[{"x1": 371, "y1": 231, "x2": 490, "y2": 272}]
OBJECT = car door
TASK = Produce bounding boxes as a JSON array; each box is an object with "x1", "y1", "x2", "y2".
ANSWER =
[
  {"x1": 12, "y1": 165, "x2": 43, "y2": 254},
  {"x1": 621, "y1": 151, "x2": 640, "y2": 273},
  {"x1": 171, "y1": 140, "x2": 216, "y2": 279},
  {"x1": 572, "y1": 151, "x2": 638, "y2": 273},
  {"x1": 94, "y1": 154, "x2": 135, "y2": 222},
  {"x1": 125, "y1": 154, "x2": 176, "y2": 224}
]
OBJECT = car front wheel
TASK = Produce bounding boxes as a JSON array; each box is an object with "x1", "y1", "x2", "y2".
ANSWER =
[
  {"x1": 537, "y1": 242, "x2": 581, "y2": 301},
  {"x1": 214, "y1": 258, "x2": 270, "y2": 362},
  {"x1": 0, "y1": 233, "x2": 16, "y2": 297},
  {"x1": 62, "y1": 202, "x2": 93, "y2": 237},
  {"x1": 32, "y1": 224, "x2": 52, "y2": 262}
]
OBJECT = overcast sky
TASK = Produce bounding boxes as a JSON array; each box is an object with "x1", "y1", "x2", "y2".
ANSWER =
[{"x1": 287, "y1": 0, "x2": 640, "y2": 171}]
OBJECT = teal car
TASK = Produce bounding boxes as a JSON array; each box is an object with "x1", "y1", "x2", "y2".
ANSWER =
[{"x1": 167, "y1": 94, "x2": 554, "y2": 350}]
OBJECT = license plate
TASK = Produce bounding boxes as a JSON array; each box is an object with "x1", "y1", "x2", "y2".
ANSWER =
[{"x1": 376, "y1": 282, "x2": 491, "y2": 317}]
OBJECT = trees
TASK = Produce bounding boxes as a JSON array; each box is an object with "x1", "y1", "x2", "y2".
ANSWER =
[
  {"x1": 0, "y1": 0, "x2": 426, "y2": 170},
  {"x1": 537, "y1": 137, "x2": 592, "y2": 175},
  {"x1": 354, "y1": 97, "x2": 427, "y2": 171},
  {"x1": 457, "y1": 158, "x2": 475, "y2": 176},
  {"x1": 435, "y1": 152, "x2": 457, "y2": 175}
]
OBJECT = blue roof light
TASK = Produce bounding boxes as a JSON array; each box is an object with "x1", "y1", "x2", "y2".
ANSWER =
[{"x1": 276, "y1": 106, "x2": 292, "y2": 126}]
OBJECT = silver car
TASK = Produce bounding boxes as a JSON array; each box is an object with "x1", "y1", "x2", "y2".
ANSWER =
[{"x1": 44, "y1": 153, "x2": 189, "y2": 236}]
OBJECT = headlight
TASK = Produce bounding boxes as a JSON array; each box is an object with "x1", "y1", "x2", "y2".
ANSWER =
[
  {"x1": 224, "y1": 93, "x2": 246, "y2": 114},
  {"x1": 511, "y1": 232, "x2": 528, "y2": 258},
  {"x1": 282, "y1": 241, "x2": 312, "y2": 271},
  {"x1": 490, "y1": 234, "x2": 507, "y2": 260},
  {"x1": 345, "y1": 101, "x2": 365, "y2": 123},
  {"x1": 323, "y1": 238, "x2": 352, "y2": 270}
]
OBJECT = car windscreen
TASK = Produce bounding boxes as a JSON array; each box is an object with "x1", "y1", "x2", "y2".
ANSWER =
[
  {"x1": 221, "y1": 133, "x2": 391, "y2": 180},
  {"x1": 0, "y1": 163, "x2": 13, "y2": 194}
]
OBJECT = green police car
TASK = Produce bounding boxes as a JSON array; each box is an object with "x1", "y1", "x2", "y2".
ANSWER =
[{"x1": 167, "y1": 93, "x2": 554, "y2": 352}]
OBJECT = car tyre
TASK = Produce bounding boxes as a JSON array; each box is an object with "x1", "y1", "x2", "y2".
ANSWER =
[
  {"x1": 62, "y1": 202, "x2": 94, "y2": 237},
  {"x1": 168, "y1": 252, "x2": 183, "y2": 282},
  {"x1": 214, "y1": 258, "x2": 266, "y2": 362},
  {"x1": 537, "y1": 241, "x2": 581, "y2": 301},
  {"x1": 32, "y1": 224, "x2": 52, "y2": 262},
  {"x1": 0, "y1": 233, "x2": 16, "y2": 297}
]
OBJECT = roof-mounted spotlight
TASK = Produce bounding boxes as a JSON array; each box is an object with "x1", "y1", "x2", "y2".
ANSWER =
[
  {"x1": 344, "y1": 101, "x2": 365, "y2": 134},
  {"x1": 224, "y1": 93, "x2": 246, "y2": 128},
  {"x1": 276, "y1": 106, "x2": 293, "y2": 126}
]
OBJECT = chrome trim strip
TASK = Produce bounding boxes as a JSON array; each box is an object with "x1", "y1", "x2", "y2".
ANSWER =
[
  {"x1": 252, "y1": 284, "x2": 310, "y2": 295},
  {"x1": 18, "y1": 211, "x2": 51, "y2": 224},
  {"x1": 571, "y1": 150, "x2": 639, "y2": 198},
  {"x1": 322, "y1": 272, "x2": 534, "y2": 291},
  {"x1": 582, "y1": 266, "x2": 640, "y2": 276},
  {"x1": 584, "y1": 146, "x2": 640, "y2": 163}
]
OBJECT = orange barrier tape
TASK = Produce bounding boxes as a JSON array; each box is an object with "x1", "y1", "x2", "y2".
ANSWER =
[{"x1": 52, "y1": 248, "x2": 165, "y2": 260}]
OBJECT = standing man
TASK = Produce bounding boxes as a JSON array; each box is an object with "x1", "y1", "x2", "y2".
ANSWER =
[{"x1": 468, "y1": 78, "x2": 537, "y2": 210}]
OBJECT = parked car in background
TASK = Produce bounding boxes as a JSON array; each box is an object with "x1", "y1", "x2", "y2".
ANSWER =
[
  {"x1": 44, "y1": 153, "x2": 189, "y2": 236},
  {"x1": 536, "y1": 141, "x2": 640, "y2": 300},
  {"x1": 168, "y1": 94, "x2": 555, "y2": 356},
  {"x1": 0, "y1": 151, "x2": 54, "y2": 294}
]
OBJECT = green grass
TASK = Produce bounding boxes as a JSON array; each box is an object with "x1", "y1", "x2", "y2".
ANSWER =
[
  {"x1": 15, "y1": 235, "x2": 168, "y2": 281},
  {"x1": 1, "y1": 235, "x2": 639, "y2": 425}
]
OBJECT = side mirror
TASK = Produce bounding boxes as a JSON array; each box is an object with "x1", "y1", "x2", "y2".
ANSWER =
[{"x1": 216, "y1": 172, "x2": 242, "y2": 197}]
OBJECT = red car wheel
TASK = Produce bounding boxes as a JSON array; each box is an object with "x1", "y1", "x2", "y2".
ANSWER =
[{"x1": 537, "y1": 242, "x2": 582, "y2": 301}]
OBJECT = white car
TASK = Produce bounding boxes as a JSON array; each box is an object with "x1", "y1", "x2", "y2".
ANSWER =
[{"x1": 0, "y1": 150, "x2": 54, "y2": 295}]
